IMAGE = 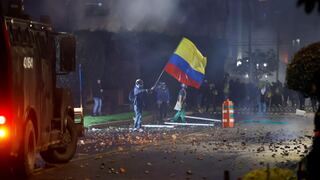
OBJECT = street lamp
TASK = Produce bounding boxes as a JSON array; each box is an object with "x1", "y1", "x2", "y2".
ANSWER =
[
  {"x1": 237, "y1": 60, "x2": 242, "y2": 67},
  {"x1": 263, "y1": 63, "x2": 267, "y2": 67},
  {"x1": 292, "y1": 38, "x2": 301, "y2": 48}
]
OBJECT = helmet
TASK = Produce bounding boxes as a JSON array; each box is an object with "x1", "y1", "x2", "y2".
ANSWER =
[{"x1": 135, "y1": 79, "x2": 144, "y2": 88}]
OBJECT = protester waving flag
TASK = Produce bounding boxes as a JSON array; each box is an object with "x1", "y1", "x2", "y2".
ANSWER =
[{"x1": 164, "y1": 37, "x2": 207, "y2": 89}]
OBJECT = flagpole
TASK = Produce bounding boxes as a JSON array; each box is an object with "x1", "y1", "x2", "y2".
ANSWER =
[{"x1": 153, "y1": 68, "x2": 165, "y2": 88}]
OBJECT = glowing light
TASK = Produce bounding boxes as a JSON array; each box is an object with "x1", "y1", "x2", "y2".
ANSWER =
[
  {"x1": 0, "y1": 116, "x2": 5, "y2": 124},
  {"x1": 263, "y1": 63, "x2": 267, "y2": 67},
  {"x1": 245, "y1": 74, "x2": 249, "y2": 78},
  {"x1": 236, "y1": 61, "x2": 242, "y2": 67},
  {"x1": 0, "y1": 128, "x2": 7, "y2": 139},
  {"x1": 265, "y1": 75, "x2": 268, "y2": 78}
]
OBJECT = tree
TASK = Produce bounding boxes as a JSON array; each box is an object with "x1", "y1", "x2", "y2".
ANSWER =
[
  {"x1": 286, "y1": 42, "x2": 320, "y2": 179},
  {"x1": 297, "y1": 0, "x2": 320, "y2": 14},
  {"x1": 232, "y1": 49, "x2": 277, "y2": 82}
]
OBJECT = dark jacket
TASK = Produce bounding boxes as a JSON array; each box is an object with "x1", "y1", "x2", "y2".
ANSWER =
[
  {"x1": 155, "y1": 87, "x2": 170, "y2": 103},
  {"x1": 93, "y1": 83, "x2": 103, "y2": 98},
  {"x1": 133, "y1": 86, "x2": 147, "y2": 108}
]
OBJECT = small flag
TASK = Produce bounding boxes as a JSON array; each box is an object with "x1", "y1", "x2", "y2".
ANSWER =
[{"x1": 164, "y1": 37, "x2": 207, "y2": 89}]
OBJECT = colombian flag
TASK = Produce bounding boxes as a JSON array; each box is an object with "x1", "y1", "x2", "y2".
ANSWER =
[{"x1": 165, "y1": 37, "x2": 207, "y2": 89}]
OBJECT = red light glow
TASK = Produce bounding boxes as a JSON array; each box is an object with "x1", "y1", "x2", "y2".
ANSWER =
[{"x1": 0, "y1": 128, "x2": 8, "y2": 139}]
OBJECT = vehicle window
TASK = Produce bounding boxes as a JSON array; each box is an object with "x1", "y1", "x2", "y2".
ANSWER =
[
  {"x1": 21, "y1": 28, "x2": 30, "y2": 44},
  {"x1": 40, "y1": 33, "x2": 48, "y2": 58},
  {"x1": 15, "y1": 27, "x2": 21, "y2": 43},
  {"x1": 35, "y1": 32, "x2": 41, "y2": 55}
]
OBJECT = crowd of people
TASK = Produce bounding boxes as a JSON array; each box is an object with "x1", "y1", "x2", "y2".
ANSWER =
[
  {"x1": 91, "y1": 75, "x2": 319, "y2": 132},
  {"x1": 197, "y1": 74, "x2": 319, "y2": 114}
]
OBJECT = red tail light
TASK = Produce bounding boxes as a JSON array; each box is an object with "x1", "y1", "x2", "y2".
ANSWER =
[
  {"x1": 0, "y1": 127, "x2": 8, "y2": 139},
  {"x1": 0, "y1": 115, "x2": 10, "y2": 140}
]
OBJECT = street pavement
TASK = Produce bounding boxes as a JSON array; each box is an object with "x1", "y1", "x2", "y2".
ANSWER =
[{"x1": 30, "y1": 113, "x2": 314, "y2": 180}]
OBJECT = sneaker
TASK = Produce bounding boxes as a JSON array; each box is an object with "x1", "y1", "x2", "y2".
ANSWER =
[
  {"x1": 132, "y1": 128, "x2": 138, "y2": 132},
  {"x1": 138, "y1": 128, "x2": 144, "y2": 133}
]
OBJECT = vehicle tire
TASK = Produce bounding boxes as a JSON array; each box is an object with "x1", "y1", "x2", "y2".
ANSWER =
[
  {"x1": 16, "y1": 120, "x2": 36, "y2": 177},
  {"x1": 40, "y1": 115, "x2": 77, "y2": 163}
]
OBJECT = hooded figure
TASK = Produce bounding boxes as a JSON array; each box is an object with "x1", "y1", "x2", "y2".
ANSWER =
[{"x1": 132, "y1": 79, "x2": 151, "y2": 132}]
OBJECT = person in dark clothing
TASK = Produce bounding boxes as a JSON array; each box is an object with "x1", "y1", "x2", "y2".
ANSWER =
[
  {"x1": 92, "y1": 79, "x2": 103, "y2": 116},
  {"x1": 223, "y1": 74, "x2": 230, "y2": 100},
  {"x1": 298, "y1": 92, "x2": 306, "y2": 110},
  {"x1": 207, "y1": 83, "x2": 219, "y2": 113},
  {"x1": 132, "y1": 79, "x2": 152, "y2": 132},
  {"x1": 311, "y1": 96, "x2": 318, "y2": 112},
  {"x1": 155, "y1": 82, "x2": 170, "y2": 122},
  {"x1": 283, "y1": 85, "x2": 290, "y2": 107},
  {"x1": 274, "y1": 81, "x2": 283, "y2": 107},
  {"x1": 201, "y1": 79, "x2": 210, "y2": 110},
  {"x1": 259, "y1": 84, "x2": 267, "y2": 113},
  {"x1": 289, "y1": 89, "x2": 298, "y2": 107}
]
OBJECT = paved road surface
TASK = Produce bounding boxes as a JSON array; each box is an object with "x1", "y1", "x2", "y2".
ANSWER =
[{"x1": 29, "y1": 114, "x2": 314, "y2": 180}]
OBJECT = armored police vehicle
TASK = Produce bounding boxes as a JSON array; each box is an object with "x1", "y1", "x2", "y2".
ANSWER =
[{"x1": 0, "y1": 0, "x2": 83, "y2": 176}]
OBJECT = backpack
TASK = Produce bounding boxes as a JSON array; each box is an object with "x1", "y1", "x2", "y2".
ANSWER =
[{"x1": 128, "y1": 89, "x2": 135, "y2": 103}]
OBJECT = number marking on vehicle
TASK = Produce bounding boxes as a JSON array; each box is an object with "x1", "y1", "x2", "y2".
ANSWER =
[{"x1": 23, "y1": 57, "x2": 34, "y2": 69}]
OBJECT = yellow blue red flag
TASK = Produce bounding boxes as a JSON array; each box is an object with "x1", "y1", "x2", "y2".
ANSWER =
[{"x1": 165, "y1": 37, "x2": 207, "y2": 89}]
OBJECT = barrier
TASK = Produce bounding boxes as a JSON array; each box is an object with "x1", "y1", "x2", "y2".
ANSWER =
[{"x1": 222, "y1": 99, "x2": 234, "y2": 128}]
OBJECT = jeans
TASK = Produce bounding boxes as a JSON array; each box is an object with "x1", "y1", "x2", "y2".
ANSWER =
[
  {"x1": 134, "y1": 105, "x2": 142, "y2": 129},
  {"x1": 259, "y1": 101, "x2": 267, "y2": 113},
  {"x1": 93, "y1": 97, "x2": 102, "y2": 115}
]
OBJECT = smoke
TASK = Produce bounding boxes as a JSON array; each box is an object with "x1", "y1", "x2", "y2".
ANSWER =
[
  {"x1": 24, "y1": 0, "x2": 228, "y2": 36},
  {"x1": 74, "y1": 0, "x2": 181, "y2": 33}
]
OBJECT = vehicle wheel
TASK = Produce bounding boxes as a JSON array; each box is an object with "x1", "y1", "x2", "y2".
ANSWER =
[
  {"x1": 16, "y1": 120, "x2": 36, "y2": 177},
  {"x1": 40, "y1": 115, "x2": 77, "y2": 163}
]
